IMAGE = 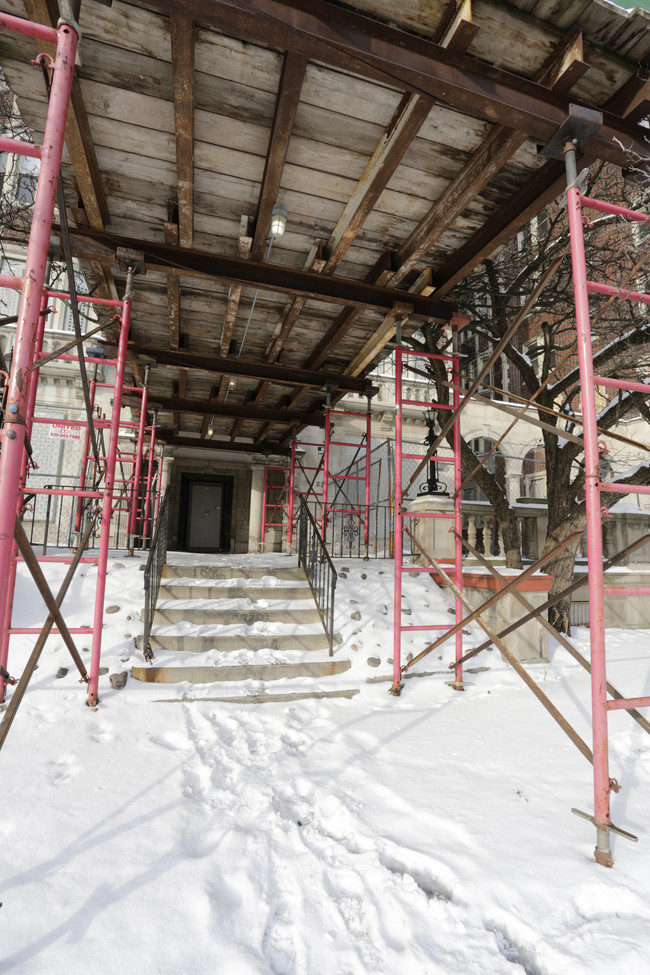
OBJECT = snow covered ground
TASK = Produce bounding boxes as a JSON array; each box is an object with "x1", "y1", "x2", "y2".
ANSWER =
[{"x1": 2, "y1": 553, "x2": 650, "y2": 974}]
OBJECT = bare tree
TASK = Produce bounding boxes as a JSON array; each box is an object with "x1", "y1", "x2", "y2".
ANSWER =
[{"x1": 410, "y1": 162, "x2": 650, "y2": 632}]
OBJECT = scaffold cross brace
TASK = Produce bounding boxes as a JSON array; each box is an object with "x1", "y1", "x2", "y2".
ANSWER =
[{"x1": 571, "y1": 808, "x2": 638, "y2": 843}]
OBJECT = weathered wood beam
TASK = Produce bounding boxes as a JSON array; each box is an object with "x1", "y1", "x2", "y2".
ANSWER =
[
  {"x1": 172, "y1": 368, "x2": 187, "y2": 436},
  {"x1": 24, "y1": 0, "x2": 110, "y2": 230},
  {"x1": 324, "y1": 2, "x2": 474, "y2": 270},
  {"x1": 393, "y1": 27, "x2": 588, "y2": 283},
  {"x1": 241, "y1": 6, "x2": 473, "y2": 442},
  {"x1": 156, "y1": 433, "x2": 291, "y2": 455},
  {"x1": 200, "y1": 384, "x2": 219, "y2": 439},
  {"x1": 264, "y1": 241, "x2": 323, "y2": 364},
  {"x1": 221, "y1": 217, "x2": 253, "y2": 357},
  {"x1": 67, "y1": 227, "x2": 457, "y2": 318},
  {"x1": 343, "y1": 272, "x2": 433, "y2": 378},
  {"x1": 164, "y1": 220, "x2": 180, "y2": 349},
  {"x1": 281, "y1": 28, "x2": 588, "y2": 383},
  {"x1": 140, "y1": 0, "x2": 650, "y2": 167},
  {"x1": 432, "y1": 67, "x2": 650, "y2": 297},
  {"x1": 123, "y1": 343, "x2": 375, "y2": 392},
  {"x1": 251, "y1": 53, "x2": 307, "y2": 261},
  {"x1": 124, "y1": 393, "x2": 325, "y2": 426},
  {"x1": 170, "y1": 12, "x2": 195, "y2": 248}
]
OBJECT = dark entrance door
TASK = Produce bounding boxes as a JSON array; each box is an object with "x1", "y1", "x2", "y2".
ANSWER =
[{"x1": 180, "y1": 474, "x2": 233, "y2": 552}]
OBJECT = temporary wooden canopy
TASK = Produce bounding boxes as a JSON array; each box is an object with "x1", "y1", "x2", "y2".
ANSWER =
[{"x1": 1, "y1": 0, "x2": 650, "y2": 452}]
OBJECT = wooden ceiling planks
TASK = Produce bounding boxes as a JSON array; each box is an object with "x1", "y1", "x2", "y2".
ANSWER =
[{"x1": 1, "y1": 0, "x2": 650, "y2": 451}]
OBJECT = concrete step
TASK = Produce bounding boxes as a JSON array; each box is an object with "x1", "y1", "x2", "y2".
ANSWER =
[
  {"x1": 150, "y1": 688, "x2": 360, "y2": 704},
  {"x1": 162, "y1": 565, "x2": 306, "y2": 581},
  {"x1": 132, "y1": 659, "x2": 350, "y2": 684},
  {"x1": 139, "y1": 632, "x2": 336, "y2": 653},
  {"x1": 150, "y1": 606, "x2": 322, "y2": 625},
  {"x1": 157, "y1": 584, "x2": 313, "y2": 601}
]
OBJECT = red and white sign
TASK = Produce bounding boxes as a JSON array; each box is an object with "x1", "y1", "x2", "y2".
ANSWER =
[{"x1": 48, "y1": 423, "x2": 82, "y2": 441}]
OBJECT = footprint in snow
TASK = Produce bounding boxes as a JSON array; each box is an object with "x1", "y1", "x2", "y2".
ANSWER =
[
  {"x1": 150, "y1": 731, "x2": 192, "y2": 751},
  {"x1": 50, "y1": 754, "x2": 79, "y2": 784},
  {"x1": 90, "y1": 721, "x2": 115, "y2": 744}
]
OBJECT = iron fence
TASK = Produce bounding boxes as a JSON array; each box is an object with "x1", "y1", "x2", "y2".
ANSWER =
[
  {"x1": 142, "y1": 486, "x2": 170, "y2": 663},
  {"x1": 297, "y1": 496, "x2": 338, "y2": 656}
]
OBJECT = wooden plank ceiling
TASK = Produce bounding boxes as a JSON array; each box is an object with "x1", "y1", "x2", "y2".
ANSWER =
[{"x1": 1, "y1": 0, "x2": 649, "y2": 453}]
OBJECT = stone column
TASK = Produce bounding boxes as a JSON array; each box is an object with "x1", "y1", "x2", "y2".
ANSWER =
[
  {"x1": 248, "y1": 463, "x2": 266, "y2": 553},
  {"x1": 408, "y1": 494, "x2": 455, "y2": 562}
]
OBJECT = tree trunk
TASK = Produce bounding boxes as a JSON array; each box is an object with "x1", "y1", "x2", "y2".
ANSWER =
[
  {"x1": 543, "y1": 531, "x2": 583, "y2": 634},
  {"x1": 499, "y1": 508, "x2": 523, "y2": 569}
]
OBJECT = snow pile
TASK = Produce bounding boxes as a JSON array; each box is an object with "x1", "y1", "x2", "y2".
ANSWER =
[{"x1": 2, "y1": 553, "x2": 650, "y2": 973}]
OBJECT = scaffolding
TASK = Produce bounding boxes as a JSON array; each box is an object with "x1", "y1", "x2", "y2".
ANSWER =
[
  {"x1": 391, "y1": 340, "x2": 464, "y2": 695},
  {"x1": 562, "y1": 138, "x2": 650, "y2": 866},
  {"x1": 261, "y1": 464, "x2": 289, "y2": 545},
  {"x1": 0, "y1": 12, "x2": 144, "y2": 716}
]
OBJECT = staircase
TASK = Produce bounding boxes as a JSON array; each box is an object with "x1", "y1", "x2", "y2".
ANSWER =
[{"x1": 133, "y1": 560, "x2": 356, "y2": 703}]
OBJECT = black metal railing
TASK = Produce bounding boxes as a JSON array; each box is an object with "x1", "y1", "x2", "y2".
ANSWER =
[
  {"x1": 142, "y1": 487, "x2": 170, "y2": 663},
  {"x1": 21, "y1": 475, "x2": 144, "y2": 553},
  {"x1": 297, "y1": 496, "x2": 338, "y2": 656}
]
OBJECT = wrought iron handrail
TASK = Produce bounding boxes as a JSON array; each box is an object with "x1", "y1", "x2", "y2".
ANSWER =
[
  {"x1": 297, "y1": 495, "x2": 338, "y2": 656},
  {"x1": 142, "y1": 486, "x2": 170, "y2": 663}
]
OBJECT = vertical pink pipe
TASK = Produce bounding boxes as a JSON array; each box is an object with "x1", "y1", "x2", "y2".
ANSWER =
[
  {"x1": 392, "y1": 346, "x2": 404, "y2": 693},
  {"x1": 287, "y1": 440, "x2": 296, "y2": 545},
  {"x1": 128, "y1": 384, "x2": 149, "y2": 546},
  {"x1": 452, "y1": 344, "x2": 464, "y2": 685},
  {"x1": 142, "y1": 428, "x2": 156, "y2": 543},
  {"x1": 75, "y1": 380, "x2": 96, "y2": 533},
  {"x1": 364, "y1": 406, "x2": 371, "y2": 545},
  {"x1": 321, "y1": 408, "x2": 331, "y2": 541},
  {"x1": 0, "y1": 22, "x2": 78, "y2": 682},
  {"x1": 0, "y1": 292, "x2": 49, "y2": 700},
  {"x1": 261, "y1": 466, "x2": 269, "y2": 543},
  {"x1": 87, "y1": 296, "x2": 132, "y2": 706},
  {"x1": 567, "y1": 181, "x2": 611, "y2": 863}
]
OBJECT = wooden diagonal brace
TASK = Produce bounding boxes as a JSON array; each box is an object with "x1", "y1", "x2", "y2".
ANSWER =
[
  {"x1": 405, "y1": 526, "x2": 593, "y2": 765},
  {"x1": 403, "y1": 527, "x2": 583, "y2": 671},
  {"x1": 13, "y1": 516, "x2": 87, "y2": 676},
  {"x1": 456, "y1": 531, "x2": 650, "y2": 737},
  {"x1": 0, "y1": 514, "x2": 98, "y2": 752}
]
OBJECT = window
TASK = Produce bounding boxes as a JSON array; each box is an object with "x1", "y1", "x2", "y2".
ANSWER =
[
  {"x1": 15, "y1": 154, "x2": 38, "y2": 205},
  {"x1": 520, "y1": 446, "x2": 546, "y2": 499},
  {"x1": 461, "y1": 437, "x2": 506, "y2": 502},
  {"x1": 460, "y1": 332, "x2": 508, "y2": 399},
  {"x1": 0, "y1": 257, "x2": 25, "y2": 319}
]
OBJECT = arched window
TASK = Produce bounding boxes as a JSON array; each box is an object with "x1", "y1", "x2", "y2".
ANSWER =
[
  {"x1": 520, "y1": 446, "x2": 546, "y2": 500},
  {"x1": 462, "y1": 437, "x2": 506, "y2": 501}
]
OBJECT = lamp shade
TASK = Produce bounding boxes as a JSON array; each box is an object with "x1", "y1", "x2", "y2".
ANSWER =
[{"x1": 270, "y1": 202, "x2": 287, "y2": 237}]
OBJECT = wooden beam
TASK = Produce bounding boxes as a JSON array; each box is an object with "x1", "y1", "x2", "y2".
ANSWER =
[
  {"x1": 221, "y1": 217, "x2": 253, "y2": 356},
  {"x1": 324, "y1": 1, "x2": 475, "y2": 271},
  {"x1": 277, "y1": 26, "x2": 588, "y2": 385},
  {"x1": 164, "y1": 221, "x2": 180, "y2": 349},
  {"x1": 343, "y1": 273, "x2": 433, "y2": 378},
  {"x1": 200, "y1": 384, "x2": 219, "y2": 438},
  {"x1": 393, "y1": 27, "x2": 588, "y2": 282},
  {"x1": 123, "y1": 343, "x2": 375, "y2": 391},
  {"x1": 432, "y1": 68, "x2": 650, "y2": 297},
  {"x1": 156, "y1": 434, "x2": 291, "y2": 455},
  {"x1": 264, "y1": 241, "x2": 323, "y2": 363},
  {"x1": 240, "y1": 6, "x2": 473, "y2": 441},
  {"x1": 24, "y1": 0, "x2": 110, "y2": 230},
  {"x1": 125, "y1": 393, "x2": 325, "y2": 426},
  {"x1": 250, "y1": 53, "x2": 307, "y2": 262},
  {"x1": 67, "y1": 226, "x2": 457, "y2": 319},
  {"x1": 170, "y1": 12, "x2": 195, "y2": 248},
  {"x1": 141, "y1": 0, "x2": 650, "y2": 168}
]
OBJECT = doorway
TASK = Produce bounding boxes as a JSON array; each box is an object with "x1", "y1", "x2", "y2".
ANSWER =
[{"x1": 179, "y1": 474, "x2": 233, "y2": 552}]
